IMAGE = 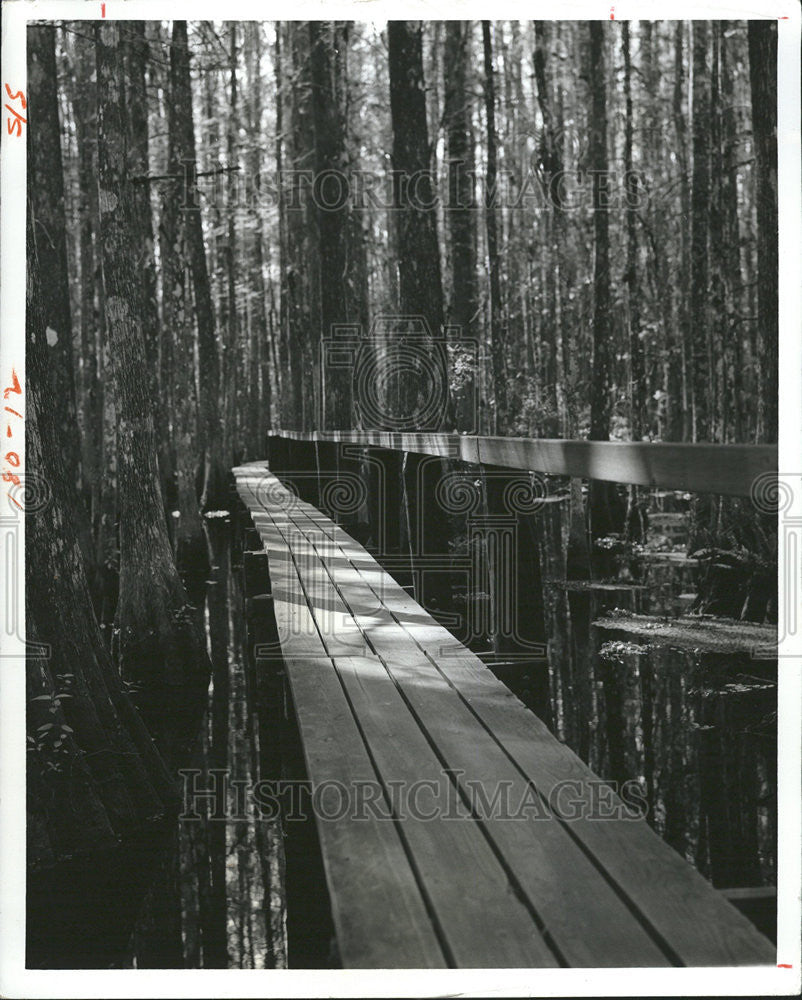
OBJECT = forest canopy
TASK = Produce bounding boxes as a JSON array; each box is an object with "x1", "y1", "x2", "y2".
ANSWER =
[{"x1": 47, "y1": 18, "x2": 777, "y2": 471}]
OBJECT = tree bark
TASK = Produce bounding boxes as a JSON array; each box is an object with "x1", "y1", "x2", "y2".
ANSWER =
[
  {"x1": 124, "y1": 24, "x2": 160, "y2": 407},
  {"x1": 170, "y1": 21, "x2": 227, "y2": 506},
  {"x1": 622, "y1": 22, "x2": 645, "y2": 441},
  {"x1": 586, "y1": 21, "x2": 619, "y2": 549},
  {"x1": 223, "y1": 24, "x2": 241, "y2": 464},
  {"x1": 672, "y1": 22, "x2": 693, "y2": 442},
  {"x1": 245, "y1": 23, "x2": 272, "y2": 453},
  {"x1": 690, "y1": 21, "x2": 711, "y2": 441},
  {"x1": 282, "y1": 22, "x2": 320, "y2": 430},
  {"x1": 388, "y1": 20, "x2": 452, "y2": 614},
  {"x1": 64, "y1": 25, "x2": 104, "y2": 590},
  {"x1": 533, "y1": 20, "x2": 565, "y2": 435},
  {"x1": 95, "y1": 22, "x2": 210, "y2": 753},
  {"x1": 588, "y1": 22, "x2": 612, "y2": 444},
  {"x1": 748, "y1": 21, "x2": 778, "y2": 444},
  {"x1": 720, "y1": 22, "x2": 745, "y2": 442},
  {"x1": 310, "y1": 21, "x2": 353, "y2": 431},
  {"x1": 27, "y1": 26, "x2": 82, "y2": 492},
  {"x1": 444, "y1": 21, "x2": 479, "y2": 432},
  {"x1": 161, "y1": 21, "x2": 208, "y2": 580},
  {"x1": 481, "y1": 21, "x2": 506, "y2": 433},
  {"x1": 388, "y1": 19, "x2": 448, "y2": 430},
  {"x1": 27, "y1": 193, "x2": 174, "y2": 871}
]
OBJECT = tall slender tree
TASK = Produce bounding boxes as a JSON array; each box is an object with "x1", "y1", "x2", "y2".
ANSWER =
[
  {"x1": 282, "y1": 21, "x2": 320, "y2": 430},
  {"x1": 587, "y1": 22, "x2": 612, "y2": 445},
  {"x1": 310, "y1": 20, "x2": 353, "y2": 430},
  {"x1": 170, "y1": 21, "x2": 227, "y2": 506},
  {"x1": 622, "y1": 22, "x2": 645, "y2": 441},
  {"x1": 388, "y1": 20, "x2": 452, "y2": 613},
  {"x1": 27, "y1": 27, "x2": 84, "y2": 505},
  {"x1": 244, "y1": 23, "x2": 272, "y2": 451},
  {"x1": 672, "y1": 21, "x2": 692, "y2": 441},
  {"x1": 533, "y1": 20, "x2": 566, "y2": 435},
  {"x1": 161, "y1": 22, "x2": 207, "y2": 577},
  {"x1": 586, "y1": 21, "x2": 620, "y2": 549},
  {"x1": 64, "y1": 25, "x2": 104, "y2": 580},
  {"x1": 443, "y1": 21, "x2": 479, "y2": 432},
  {"x1": 95, "y1": 22, "x2": 210, "y2": 750},
  {"x1": 388, "y1": 20, "x2": 446, "y2": 368},
  {"x1": 690, "y1": 21, "x2": 712, "y2": 441},
  {"x1": 748, "y1": 20, "x2": 778, "y2": 444},
  {"x1": 481, "y1": 21, "x2": 506, "y2": 433},
  {"x1": 719, "y1": 22, "x2": 746, "y2": 442}
]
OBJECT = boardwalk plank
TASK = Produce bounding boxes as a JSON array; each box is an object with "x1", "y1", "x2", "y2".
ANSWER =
[
  {"x1": 236, "y1": 471, "x2": 446, "y2": 969},
  {"x1": 280, "y1": 477, "x2": 776, "y2": 967},
  {"x1": 272, "y1": 496, "x2": 671, "y2": 966},
  {"x1": 235, "y1": 465, "x2": 775, "y2": 968}
]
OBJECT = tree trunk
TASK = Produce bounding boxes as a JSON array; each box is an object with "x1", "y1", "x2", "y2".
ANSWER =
[
  {"x1": 310, "y1": 20, "x2": 353, "y2": 431},
  {"x1": 533, "y1": 20, "x2": 565, "y2": 435},
  {"x1": 223, "y1": 24, "x2": 241, "y2": 464},
  {"x1": 27, "y1": 195, "x2": 174, "y2": 946},
  {"x1": 64, "y1": 25, "x2": 104, "y2": 591},
  {"x1": 245, "y1": 23, "x2": 272, "y2": 453},
  {"x1": 720, "y1": 22, "x2": 745, "y2": 442},
  {"x1": 274, "y1": 23, "x2": 293, "y2": 428},
  {"x1": 282, "y1": 22, "x2": 320, "y2": 430},
  {"x1": 587, "y1": 22, "x2": 612, "y2": 445},
  {"x1": 690, "y1": 21, "x2": 711, "y2": 441},
  {"x1": 161, "y1": 21, "x2": 208, "y2": 581},
  {"x1": 443, "y1": 21, "x2": 479, "y2": 433},
  {"x1": 586, "y1": 22, "x2": 619, "y2": 550},
  {"x1": 709, "y1": 25, "x2": 726, "y2": 442},
  {"x1": 170, "y1": 21, "x2": 227, "y2": 506},
  {"x1": 622, "y1": 22, "x2": 645, "y2": 442},
  {"x1": 481, "y1": 21, "x2": 506, "y2": 433},
  {"x1": 748, "y1": 21, "x2": 778, "y2": 444},
  {"x1": 672, "y1": 22, "x2": 693, "y2": 442},
  {"x1": 96, "y1": 22, "x2": 210, "y2": 753},
  {"x1": 388, "y1": 19, "x2": 448, "y2": 429},
  {"x1": 124, "y1": 24, "x2": 160, "y2": 409},
  {"x1": 27, "y1": 26, "x2": 85, "y2": 517},
  {"x1": 388, "y1": 20, "x2": 452, "y2": 614}
]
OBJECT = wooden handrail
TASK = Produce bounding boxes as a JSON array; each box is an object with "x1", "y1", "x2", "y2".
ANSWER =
[{"x1": 268, "y1": 430, "x2": 777, "y2": 498}]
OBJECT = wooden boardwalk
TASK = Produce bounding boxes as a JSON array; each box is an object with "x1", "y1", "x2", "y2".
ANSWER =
[{"x1": 234, "y1": 461, "x2": 775, "y2": 969}]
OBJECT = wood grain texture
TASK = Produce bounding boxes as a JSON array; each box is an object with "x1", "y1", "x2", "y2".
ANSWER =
[
  {"x1": 234, "y1": 463, "x2": 776, "y2": 968},
  {"x1": 235, "y1": 466, "x2": 446, "y2": 968}
]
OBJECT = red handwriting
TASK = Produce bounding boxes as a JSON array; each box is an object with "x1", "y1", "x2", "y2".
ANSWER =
[
  {"x1": 3, "y1": 369, "x2": 21, "y2": 399},
  {"x1": 3, "y1": 369, "x2": 22, "y2": 506},
  {"x1": 4, "y1": 84, "x2": 27, "y2": 138}
]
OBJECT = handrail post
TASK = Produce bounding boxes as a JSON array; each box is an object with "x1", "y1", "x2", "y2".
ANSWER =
[
  {"x1": 401, "y1": 451, "x2": 453, "y2": 615},
  {"x1": 285, "y1": 437, "x2": 319, "y2": 507},
  {"x1": 268, "y1": 434, "x2": 290, "y2": 476},
  {"x1": 479, "y1": 463, "x2": 549, "y2": 718}
]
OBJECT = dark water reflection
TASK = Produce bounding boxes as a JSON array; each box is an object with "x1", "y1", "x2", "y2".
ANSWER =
[
  {"x1": 127, "y1": 515, "x2": 286, "y2": 969},
  {"x1": 124, "y1": 498, "x2": 773, "y2": 965}
]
